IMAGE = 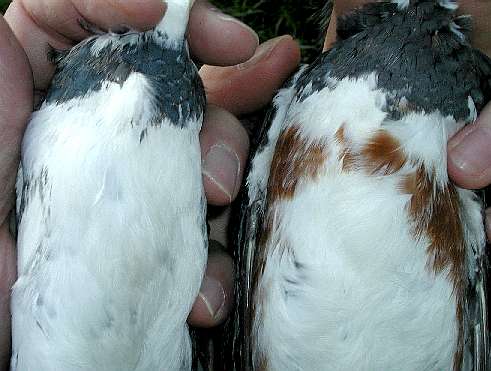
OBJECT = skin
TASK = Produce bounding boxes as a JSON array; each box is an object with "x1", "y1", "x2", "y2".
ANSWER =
[
  {"x1": 0, "y1": 0, "x2": 489, "y2": 368},
  {"x1": 0, "y1": 0, "x2": 301, "y2": 367}
]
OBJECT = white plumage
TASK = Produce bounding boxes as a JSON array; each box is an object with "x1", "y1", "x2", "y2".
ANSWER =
[
  {"x1": 234, "y1": 1, "x2": 490, "y2": 370},
  {"x1": 248, "y1": 73, "x2": 482, "y2": 371},
  {"x1": 11, "y1": 1, "x2": 207, "y2": 370}
]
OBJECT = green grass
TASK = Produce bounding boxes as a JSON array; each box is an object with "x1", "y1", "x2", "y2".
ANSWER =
[
  {"x1": 1, "y1": 0, "x2": 328, "y2": 61},
  {"x1": 0, "y1": 0, "x2": 9, "y2": 13},
  {"x1": 210, "y1": 0, "x2": 328, "y2": 62}
]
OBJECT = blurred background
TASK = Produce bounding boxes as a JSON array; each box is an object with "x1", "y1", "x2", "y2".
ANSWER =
[
  {"x1": 0, "y1": 0, "x2": 8, "y2": 13},
  {"x1": 209, "y1": 0, "x2": 327, "y2": 61},
  {"x1": 0, "y1": 0, "x2": 328, "y2": 62}
]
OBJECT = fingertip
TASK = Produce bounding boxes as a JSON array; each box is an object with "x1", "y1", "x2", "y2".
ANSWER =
[
  {"x1": 72, "y1": 0, "x2": 166, "y2": 31},
  {"x1": 7, "y1": 0, "x2": 167, "y2": 90},
  {"x1": 200, "y1": 105, "x2": 249, "y2": 206},
  {"x1": 5, "y1": 1, "x2": 69, "y2": 90},
  {"x1": 448, "y1": 104, "x2": 491, "y2": 189},
  {"x1": 188, "y1": 241, "x2": 233, "y2": 328},
  {"x1": 188, "y1": 1, "x2": 258, "y2": 66},
  {"x1": 200, "y1": 35, "x2": 301, "y2": 116}
]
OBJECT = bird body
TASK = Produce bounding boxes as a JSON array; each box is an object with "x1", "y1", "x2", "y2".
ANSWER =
[
  {"x1": 11, "y1": 1, "x2": 207, "y2": 370},
  {"x1": 234, "y1": 1, "x2": 490, "y2": 370}
]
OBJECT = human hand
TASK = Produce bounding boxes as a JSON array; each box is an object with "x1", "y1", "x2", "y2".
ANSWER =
[
  {"x1": 445, "y1": 0, "x2": 491, "y2": 241},
  {"x1": 0, "y1": 0, "x2": 301, "y2": 367},
  {"x1": 323, "y1": 0, "x2": 491, "y2": 239}
]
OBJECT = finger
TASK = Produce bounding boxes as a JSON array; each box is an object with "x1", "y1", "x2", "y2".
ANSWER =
[
  {"x1": 0, "y1": 222, "x2": 17, "y2": 369},
  {"x1": 5, "y1": 0, "x2": 164, "y2": 90},
  {"x1": 5, "y1": 0, "x2": 258, "y2": 91},
  {"x1": 200, "y1": 35, "x2": 302, "y2": 116},
  {"x1": 200, "y1": 105, "x2": 249, "y2": 206},
  {"x1": 188, "y1": 0, "x2": 258, "y2": 66},
  {"x1": 0, "y1": 15, "x2": 33, "y2": 224},
  {"x1": 188, "y1": 240, "x2": 233, "y2": 328},
  {"x1": 448, "y1": 103, "x2": 491, "y2": 189},
  {"x1": 24, "y1": 0, "x2": 165, "y2": 37},
  {"x1": 5, "y1": 0, "x2": 86, "y2": 91}
]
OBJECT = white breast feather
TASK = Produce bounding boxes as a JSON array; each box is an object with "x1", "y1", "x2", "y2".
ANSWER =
[
  {"x1": 249, "y1": 74, "x2": 484, "y2": 370},
  {"x1": 12, "y1": 73, "x2": 206, "y2": 371}
]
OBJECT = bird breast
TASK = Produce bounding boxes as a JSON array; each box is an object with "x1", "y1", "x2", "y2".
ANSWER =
[{"x1": 248, "y1": 72, "x2": 483, "y2": 371}]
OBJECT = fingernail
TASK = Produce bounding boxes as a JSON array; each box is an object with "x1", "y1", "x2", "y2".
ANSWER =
[
  {"x1": 449, "y1": 126, "x2": 491, "y2": 176},
  {"x1": 208, "y1": 7, "x2": 259, "y2": 45},
  {"x1": 198, "y1": 275, "x2": 226, "y2": 319},
  {"x1": 202, "y1": 144, "x2": 240, "y2": 203},
  {"x1": 237, "y1": 35, "x2": 291, "y2": 71}
]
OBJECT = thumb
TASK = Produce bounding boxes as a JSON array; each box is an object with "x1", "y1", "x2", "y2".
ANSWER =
[
  {"x1": 448, "y1": 103, "x2": 491, "y2": 189},
  {"x1": 0, "y1": 15, "x2": 33, "y2": 224}
]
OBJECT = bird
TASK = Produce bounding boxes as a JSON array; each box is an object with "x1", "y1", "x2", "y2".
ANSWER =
[
  {"x1": 10, "y1": 0, "x2": 207, "y2": 370},
  {"x1": 231, "y1": 0, "x2": 491, "y2": 370}
]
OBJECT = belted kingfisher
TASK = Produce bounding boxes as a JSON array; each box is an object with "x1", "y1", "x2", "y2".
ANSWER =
[
  {"x1": 233, "y1": 1, "x2": 490, "y2": 370},
  {"x1": 11, "y1": 0, "x2": 207, "y2": 370}
]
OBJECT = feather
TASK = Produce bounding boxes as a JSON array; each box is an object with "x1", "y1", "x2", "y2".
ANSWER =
[
  {"x1": 232, "y1": 1, "x2": 491, "y2": 370},
  {"x1": 12, "y1": 1, "x2": 207, "y2": 370}
]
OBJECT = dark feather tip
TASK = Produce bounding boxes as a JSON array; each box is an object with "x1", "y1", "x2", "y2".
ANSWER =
[
  {"x1": 109, "y1": 25, "x2": 135, "y2": 35},
  {"x1": 47, "y1": 44, "x2": 69, "y2": 65},
  {"x1": 78, "y1": 18, "x2": 106, "y2": 35},
  {"x1": 337, "y1": 2, "x2": 396, "y2": 41}
]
